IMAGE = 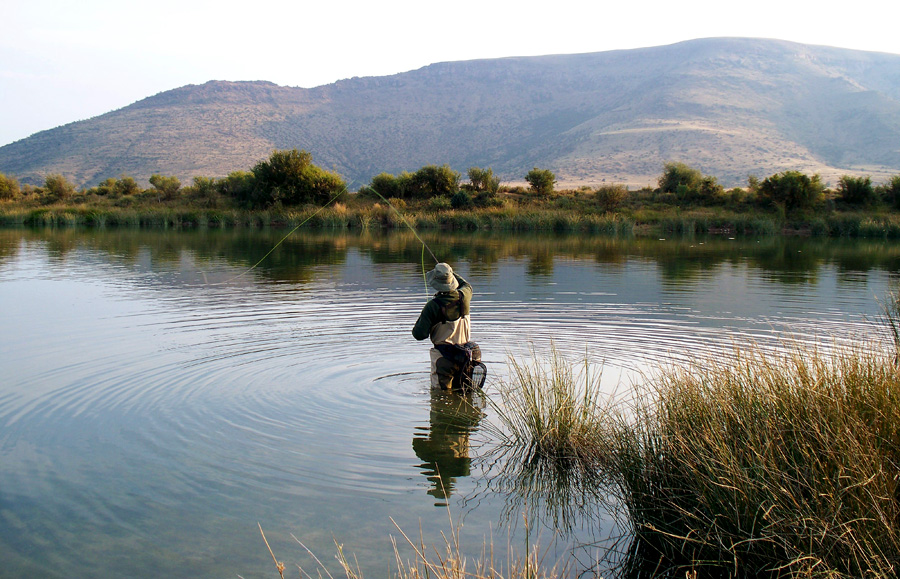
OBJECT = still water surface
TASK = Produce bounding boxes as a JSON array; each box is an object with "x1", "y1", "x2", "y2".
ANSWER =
[{"x1": 0, "y1": 227, "x2": 897, "y2": 577}]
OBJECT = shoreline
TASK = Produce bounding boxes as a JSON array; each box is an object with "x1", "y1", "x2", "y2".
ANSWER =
[{"x1": 4, "y1": 203, "x2": 900, "y2": 238}]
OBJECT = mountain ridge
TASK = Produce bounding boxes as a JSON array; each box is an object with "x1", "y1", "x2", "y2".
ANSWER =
[{"x1": 2, "y1": 37, "x2": 899, "y2": 189}]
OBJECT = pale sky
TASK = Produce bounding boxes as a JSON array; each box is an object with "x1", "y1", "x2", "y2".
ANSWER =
[{"x1": 2, "y1": 0, "x2": 899, "y2": 147}]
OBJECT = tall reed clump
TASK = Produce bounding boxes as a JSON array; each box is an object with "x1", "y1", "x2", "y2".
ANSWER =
[
  {"x1": 490, "y1": 347, "x2": 609, "y2": 466},
  {"x1": 606, "y1": 340, "x2": 900, "y2": 578},
  {"x1": 486, "y1": 347, "x2": 613, "y2": 533},
  {"x1": 485, "y1": 291, "x2": 900, "y2": 576}
]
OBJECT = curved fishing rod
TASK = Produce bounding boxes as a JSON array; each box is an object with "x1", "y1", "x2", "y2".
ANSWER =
[
  {"x1": 366, "y1": 188, "x2": 439, "y2": 264},
  {"x1": 210, "y1": 185, "x2": 349, "y2": 285},
  {"x1": 365, "y1": 187, "x2": 441, "y2": 300},
  {"x1": 208, "y1": 183, "x2": 440, "y2": 299}
]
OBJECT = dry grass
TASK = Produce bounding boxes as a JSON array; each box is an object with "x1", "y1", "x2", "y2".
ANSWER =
[{"x1": 260, "y1": 508, "x2": 568, "y2": 579}]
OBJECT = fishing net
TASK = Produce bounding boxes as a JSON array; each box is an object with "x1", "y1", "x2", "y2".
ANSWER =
[{"x1": 464, "y1": 361, "x2": 487, "y2": 390}]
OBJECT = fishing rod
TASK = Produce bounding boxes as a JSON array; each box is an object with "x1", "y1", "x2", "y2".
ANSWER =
[
  {"x1": 210, "y1": 185, "x2": 349, "y2": 285},
  {"x1": 365, "y1": 187, "x2": 441, "y2": 300},
  {"x1": 210, "y1": 183, "x2": 440, "y2": 299},
  {"x1": 366, "y1": 187, "x2": 439, "y2": 264}
]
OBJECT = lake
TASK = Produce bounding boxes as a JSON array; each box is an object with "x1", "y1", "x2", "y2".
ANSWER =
[{"x1": 0, "y1": 227, "x2": 896, "y2": 578}]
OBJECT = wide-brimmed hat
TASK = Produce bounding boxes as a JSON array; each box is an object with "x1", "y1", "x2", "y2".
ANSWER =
[{"x1": 426, "y1": 262, "x2": 458, "y2": 292}]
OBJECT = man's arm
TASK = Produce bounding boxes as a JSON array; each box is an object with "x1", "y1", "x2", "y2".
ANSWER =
[
  {"x1": 412, "y1": 301, "x2": 439, "y2": 341},
  {"x1": 455, "y1": 274, "x2": 472, "y2": 299}
]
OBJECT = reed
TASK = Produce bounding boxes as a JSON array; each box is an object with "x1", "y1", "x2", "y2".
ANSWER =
[
  {"x1": 487, "y1": 346, "x2": 610, "y2": 475},
  {"x1": 263, "y1": 509, "x2": 567, "y2": 579},
  {"x1": 0, "y1": 207, "x2": 29, "y2": 225},
  {"x1": 481, "y1": 291, "x2": 900, "y2": 577},
  {"x1": 603, "y1": 340, "x2": 900, "y2": 578},
  {"x1": 389, "y1": 524, "x2": 565, "y2": 579}
]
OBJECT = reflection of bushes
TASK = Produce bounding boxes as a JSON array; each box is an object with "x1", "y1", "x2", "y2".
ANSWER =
[{"x1": 7, "y1": 227, "x2": 900, "y2": 287}]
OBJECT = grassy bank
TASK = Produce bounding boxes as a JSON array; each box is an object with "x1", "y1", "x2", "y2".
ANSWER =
[
  {"x1": 611, "y1": 345, "x2": 900, "y2": 577},
  {"x1": 0, "y1": 201, "x2": 635, "y2": 234},
  {"x1": 6, "y1": 194, "x2": 900, "y2": 238}
]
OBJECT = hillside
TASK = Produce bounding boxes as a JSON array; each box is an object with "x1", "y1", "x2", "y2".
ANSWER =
[{"x1": 2, "y1": 37, "x2": 899, "y2": 189}]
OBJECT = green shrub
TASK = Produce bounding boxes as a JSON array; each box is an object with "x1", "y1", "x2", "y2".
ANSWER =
[
  {"x1": 43, "y1": 174, "x2": 76, "y2": 202},
  {"x1": 450, "y1": 190, "x2": 473, "y2": 209},
  {"x1": 365, "y1": 172, "x2": 404, "y2": 199},
  {"x1": 408, "y1": 165, "x2": 460, "y2": 198},
  {"x1": 595, "y1": 184, "x2": 627, "y2": 212},
  {"x1": 658, "y1": 161, "x2": 703, "y2": 194},
  {"x1": 188, "y1": 176, "x2": 219, "y2": 206},
  {"x1": 149, "y1": 174, "x2": 182, "y2": 201},
  {"x1": 467, "y1": 166, "x2": 500, "y2": 196},
  {"x1": 0, "y1": 172, "x2": 20, "y2": 200},
  {"x1": 525, "y1": 168, "x2": 556, "y2": 195},
  {"x1": 246, "y1": 149, "x2": 345, "y2": 208},
  {"x1": 475, "y1": 192, "x2": 504, "y2": 208},
  {"x1": 837, "y1": 175, "x2": 876, "y2": 206},
  {"x1": 758, "y1": 171, "x2": 824, "y2": 212},
  {"x1": 426, "y1": 195, "x2": 452, "y2": 211},
  {"x1": 553, "y1": 195, "x2": 574, "y2": 210},
  {"x1": 879, "y1": 174, "x2": 900, "y2": 210}
]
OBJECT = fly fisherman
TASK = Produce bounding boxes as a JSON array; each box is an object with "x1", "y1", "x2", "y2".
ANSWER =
[{"x1": 412, "y1": 263, "x2": 474, "y2": 389}]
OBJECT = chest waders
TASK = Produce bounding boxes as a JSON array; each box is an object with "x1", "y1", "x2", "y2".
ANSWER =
[{"x1": 434, "y1": 295, "x2": 487, "y2": 391}]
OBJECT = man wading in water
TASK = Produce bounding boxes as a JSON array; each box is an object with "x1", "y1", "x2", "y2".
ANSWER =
[{"x1": 412, "y1": 263, "x2": 475, "y2": 389}]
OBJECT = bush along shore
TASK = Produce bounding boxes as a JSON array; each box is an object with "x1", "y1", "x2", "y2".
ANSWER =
[{"x1": 3, "y1": 153, "x2": 900, "y2": 237}]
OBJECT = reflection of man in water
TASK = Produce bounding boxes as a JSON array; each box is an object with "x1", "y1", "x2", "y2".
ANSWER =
[{"x1": 412, "y1": 389, "x2": 484, "y2": 505}]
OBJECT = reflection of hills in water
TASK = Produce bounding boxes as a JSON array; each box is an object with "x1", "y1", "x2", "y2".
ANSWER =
[
  {"x1": 412, "y1": 390, "x2": 485, "y2": 506},
  {"x1": 3, "y1": 228, "x2": 899, "y2": 290}
]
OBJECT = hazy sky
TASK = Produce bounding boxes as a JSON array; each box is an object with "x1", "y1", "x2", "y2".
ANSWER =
[{"x1": 2, "y1": 0, "x2": 899, "y2": 147}]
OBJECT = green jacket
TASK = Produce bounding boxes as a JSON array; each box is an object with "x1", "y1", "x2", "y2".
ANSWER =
[{"x1": 412, "y1": 274, "x2": 473, "y2": 343}]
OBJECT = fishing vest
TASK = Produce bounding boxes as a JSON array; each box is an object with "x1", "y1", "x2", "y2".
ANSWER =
[{"x1": 430, "y1": 293, "x2": 470, "y2": 346}]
